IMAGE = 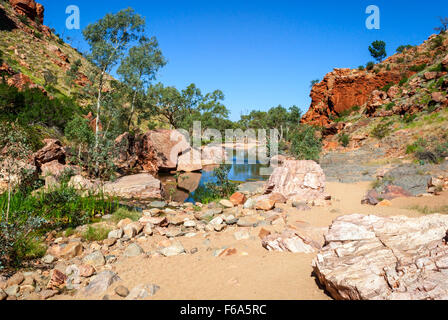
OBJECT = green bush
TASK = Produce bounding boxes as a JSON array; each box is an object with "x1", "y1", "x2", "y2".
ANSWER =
[
  {"x1": 371, "y1": 122, "x2": 392, "y2": 140},
  {"x1": 409, "y1": 63, "x2": 427, "y2": 73},
  {"x1": 396, "y1": 45, "x2": 413, "y2": 54},
  {"x1": 338, "y1": 133, "x2": 350, "y2": 147},
  {"x1": 380, "y1": 82, "x2": 394, "y2": 92},
  {"x1": 290, "y1": 125, "x2": 322, "y2": 162},
  {"x1": 0, "y1": 83, "x2": 80, "y2": 131},
  {"x1": 82, "y1": 225, "x2": 111, "y2": 242},
  {"x1": 366, "y1": 61, "x2": 375, "y2": 70},
  {"x1": 112, "y1": 208, "x2": 141, "y2": 223},
  {"x1": 399, "y1": 77, "x2": 409, "y2": 86},
  {"x1": 358, "y1": 65, "x2": 365, "y2": 71}
]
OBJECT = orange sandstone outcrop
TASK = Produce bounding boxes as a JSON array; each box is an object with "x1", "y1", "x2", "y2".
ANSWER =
[
  {"x1": 9, "y1": 0, "x2": 44, "y2": 24},
  {"x1": 301, "y1": 68, "x2": 403, "y2": 127}
]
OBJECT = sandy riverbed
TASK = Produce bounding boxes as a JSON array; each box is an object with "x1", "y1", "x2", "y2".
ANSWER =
[{"x1": 58, "y1": 181, "x2": 448, "y2": 300}]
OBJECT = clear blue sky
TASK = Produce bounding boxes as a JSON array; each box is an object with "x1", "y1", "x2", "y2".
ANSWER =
[{"x1": 39, "y1": 0, "x2": 448, "y2": 121}]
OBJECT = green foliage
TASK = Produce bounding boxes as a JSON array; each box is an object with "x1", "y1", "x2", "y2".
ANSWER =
[
  {"x1": 396, "y1": 45, "x2": 413, "y2": 54},
  {"x1": 409, "y1": 63, "x2": 427, "y2": 73},
  {"x1": 431, "y1": 35, "x2": 444, "y2": 49},
  {"x1": 429, "y1": 63, "x2": 443, "y2": 72},
  {"x1": 112, "y1": 208, "x2": 141, "y2": 223},
  {"x1": 358, "y1": 65, "x2": 365, "y2": 71},
  {"x1": 82, "y1": 225, "x2": 111, "y2": 241},
  {"x1": 380, "y1": 82, "x2": 394, "y2": 92},
  {"x1": 290, "y1": 125, "x2": 322, "y2": 162},
  {"x1": 366, "y1": 61, "x2": 375, "y2": 70},
  {"x1": 0, "y1": 83, "x2": 79, "y2": 130},
  {"x1": 406, "y1": 138, "x2": 427, "y2": 154},
  {"x1": 205, "y1": 165, "x2": 238, "y2": 199},
  {"x1": 384, "y1": 102, "x2": 395, "y2": 111},
  {"x1": 65, "y1": 116, "x2": 94, "y2": 161},
  {"x1": 371, "y1": 121, "x2": 392, "y2": 140},
  {"x1": 338, "y1": 133, "x2": 350, "y2": 147},
  {"x1": 369, "y1": 40, "x2": 387, "y2": 62},
  {"x1": 399, "y1": 77, "x2": 409, "y2": 86},
  {"x1": 310, "y1": 79, "x2": 319, "y2": 88},
  {"x1": 434, "y1": 17, "x2": 448, "y2": 34}
]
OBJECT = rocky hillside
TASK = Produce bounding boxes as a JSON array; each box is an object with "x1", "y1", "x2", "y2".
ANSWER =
[
  {"x1": 0, "y1": 0, "x2": 99, "y2": 106},
  {"x1": 302, "y1": 32, "x2": 448, "y2": 159}
]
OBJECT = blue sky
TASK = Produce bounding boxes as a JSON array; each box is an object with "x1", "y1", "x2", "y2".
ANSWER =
[{"x1": 39, "y1": 0, "x2": 448, "y2": 121}]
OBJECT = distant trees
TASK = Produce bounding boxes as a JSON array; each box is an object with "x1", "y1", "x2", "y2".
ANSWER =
[
  {"x1": 65, "y1": 59, "x2": 82, "y2": 95},
  {"x1": 435, "y1": 17, "x2": 448, "y2": 33},
  {"x1": 369, "y1": 40, "x2": 387, "y2": 62},
  {"x1": 146, "y1": 83, "x2": 230, "y2": 133},
  {"x1": 396, "y1": 45, "x2": 413, "y2": 54}
]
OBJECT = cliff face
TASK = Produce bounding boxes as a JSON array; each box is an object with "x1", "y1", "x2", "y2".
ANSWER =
[
  {"x1": 9, "y1": 0, "x2": 44, "y2": 24},
  {"x1": 301, "y1": 33, "x2": 447, "y2": 127}
]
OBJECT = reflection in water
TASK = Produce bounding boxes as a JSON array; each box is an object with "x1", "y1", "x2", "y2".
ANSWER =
[{"x1": 157, "y1": 149, "x2": 271, "y2": 203}]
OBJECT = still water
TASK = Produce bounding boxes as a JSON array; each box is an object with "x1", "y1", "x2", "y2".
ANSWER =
[{"x1": 158, "y1": 149, "x2": 272, "y2": 203}]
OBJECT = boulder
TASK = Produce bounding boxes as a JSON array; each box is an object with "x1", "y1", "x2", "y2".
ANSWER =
[
  {"x1": 144, "y1": 130, "x2": 190, "y2": 170},
  {"x1": 103, "y1": 173, "x2": 164, "y2": 200},
  {"x1": 313, "y1": 214, "x2": 448, "y2": 300},
  {"x1": 264, "y1": 160, "x2": 326, "y2": 203},
  {"x1": 177, "y1": 172, "x2": 201, "y2": 193},
  {"x1": 32, "y1": 139, "x2": 66, "y2": 169},
  {"x1": 229, "y1": 192, "x2": 246, "y2": 205},
  {"x1": 81, "y1": 271, "x2": 120, "y2": 297},
  {"x1": 201, "y1": 145, "x2": 228, "y2": 166},
  {"x1": 114, "y1": 132, "x2": 158, "y2": 173},
  {"x1": 442, "y1": 54, "x2": 448, "y2": 71},
  {"x1": 177, "y1": 148, "x2": 202, "y2": 172}
]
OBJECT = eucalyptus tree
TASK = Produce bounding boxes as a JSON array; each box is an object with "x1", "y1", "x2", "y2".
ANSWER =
[
  {"x1": 82, "y1": 8, "x2": 145, "y2": 147},
  {"x1": 117, "y1": 36, "x2": 166, "y2": 131}
]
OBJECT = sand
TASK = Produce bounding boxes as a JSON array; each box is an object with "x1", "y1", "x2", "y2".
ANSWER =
[{"x1": 63, "y1": 181, "x2": 448, "y2": 300}]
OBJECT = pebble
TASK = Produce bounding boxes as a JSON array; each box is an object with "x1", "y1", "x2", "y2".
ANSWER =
[
  {"x1": 158, "y1": 241, "x2": 185, "y2": 257},
  {"x1": 83, "y1": 251, "x2": 106, "y2": 267},
  {"x1": 124, "y1": 243, "x2": 144, "y2": 257},
  {"x1": 150, "y1": 201, "x2": 167, "y2": 208},
  {"x1": 126, "y1": 284, "x2": 160, "y2": 300},
  {"x1": 115, "y1": 285, "x2": 130, "y2": 298},
  {"x1": 108, "y1": 229, "x2": 124, "y2": 239},
  {"x1": 219, "y1": 199, "x2": 234, "y2": 208},
  {"x1": 42, "y1": 254, "x2": 55, "y2": 264},
  {"x1": 184, "y1": 220, "x2": 197, "y2": 228},
  {"x1": 7, "y1": 273, "x2": 24, "y2": 287},
  {"x1": 5, "y1": 285, "x2": 19, "y2": 297}
]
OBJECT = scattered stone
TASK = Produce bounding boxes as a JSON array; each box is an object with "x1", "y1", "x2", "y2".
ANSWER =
[
  {"x1": 123, "y1": 222, "x2": 143, "y2": 238},
  {"x1": 117, "y1": 218, "x2": 133, "y2": 229},
  {"x1": 224, "y1": 215, "x2": 238, "y2": 225},
  {"x1": 0, "y1": 289, "x2": 6, "y2": 300},
  {"x1": 237, "y1": 216, "x2": 259, "y2": 228},
  {"x1": 139, "y1": 216, "x2": 167, "y2": 226},
  {"x1": 234, "y1": 230, "x2": 250, "y2": 241},
  {"x1": 219, "y1": 199, "x2": 234, "y2": 208},
  {"x1": 79, "y1": 265, "x2": 96, "y2": 278},
  {"x1": 5, "y1": 285, "x2": 19, "y2": 297},
  {"x1": 158, "y1": 241, "x2": 185, "y2": 257},
  {"x1": 47, "y1": 269, "x2": 67, "y2": 290},
  {"x1": 258, "y1": 228, "x2": 271, "y2": 239},
  {"x1": 115, "y1": 285, "x2": 130, "y2": 298},
  {"x1": 42, "y1": 254, "x2": 55, "y2": 264},
  {"x1": 143, "y1": 224, "x2": 153, "y2": 236},
  {"x1": 268, "y1": 192, "x2": 287, "y2": 204},
  {"x1": 150, "y1": 201, "x2": 167, "y2": 208},
  {"x1": 292, "y1": 201, "x2": 311, "y2": 211},
  {"x1": 126, "y1": 284, "x2": 160, "y2": 300},
  {"x1": 378, "y1": 199, "x2": 392, "y2": 207},
  {"x1": 262, "y1": 230, "x2": 316, "y2": 253},
  {"x1": 218, "y1": 248, "x2": 237, "y2": 257},
  {"x1": 255, "y1": 198, "x2": 276, "y2": 211},
  {"x1": 190, "y1": 248, "x2": 199, "y2": 254},
  {"x1": 214, "y1": 224, "x2": 225, "y2": 232},
  {"x1": 108, "y1": 229, "x2": 124, "y2": 239},
  {"x1": 82, "y1": 271, "x2": 121, "y2": 297},
  {"x1": 7, "y1": 273, "x2": 24, "y2": 287},
  {"x1": 165, "y1": 228, "x2": 184, "y2": 238},
  {"x1": 209, "y1": 216, "x2": 224, "y2": 226},
  {"x1": 124, "y1": 243, "x2": 144, "y2": 257},
  {"x1": 184, "y1": 220, "x2": 197, "y2": 228},
  {"x1": 57, "y1": 241, "x2": 83, "y2": 259},
  {"x1": 103, "y1": 238, "x2": 117, "y2": 247},
  {"x1": 83, "y1": 251, "x2": 106, "y2": 267},
  {"x1": 230, "y1": 192, "x2": 247, "y2": 205}
]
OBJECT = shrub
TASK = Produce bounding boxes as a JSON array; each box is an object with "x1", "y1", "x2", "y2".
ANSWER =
[
  {"x1": 112, "y1": 208, "x2": 141, "y2": 223},
  {"x1": 399, "y1": 77, "x2": 409, "y2": 86},
  {"x1": 82, "y1": 225, "x2": 111, "y2": 242},
  {"x1": 380, "y1": 82, "x2": 394, "y2": 92},
  {"x1": 402, "y1": 114, "x2": 417, "y2": 123},
  {"x1": 358, "y1": 65, "x2": 365, "y2": 71},
  {"x1": 338, "y1": 133, "x2": 350, "y2": 147},
  {"x1": 396, "y1": 45, "x2": 413, "y2": 54},
  {"x1": 290, "y1": 125, "x2": 322, "y2": 162},
  {"x1": 0, "y1": 83, "x2": 79, "y2": 131},
  {"x1": 366, "y1": 62, "x2": 375, "y2": 70},
  {"x1": 384, "y1": 102, "x2": 396, "y2": 111},
  {"x1": 429, "y1": 63, "x2": 443, "y2": 72},
  {"x1": 409, "y1": 63, "x2": 427, "y2": 73},
  {"x1": 371, "y1": 122, "x2": 392, "y2": 140}
]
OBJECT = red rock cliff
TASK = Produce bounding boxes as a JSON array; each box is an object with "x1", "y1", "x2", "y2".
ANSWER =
[{"x1": 9, "y1": 0, "x2": 44, "y2": 24}]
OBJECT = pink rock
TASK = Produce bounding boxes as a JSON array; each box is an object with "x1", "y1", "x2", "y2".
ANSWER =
[{"x1": 264, "y1": 160, "x2": 326, "y2": 203}]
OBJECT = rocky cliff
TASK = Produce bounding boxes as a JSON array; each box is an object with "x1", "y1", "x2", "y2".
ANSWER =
[{"x1": 301, "y1": 33, "x2": 448, "y2": 128}]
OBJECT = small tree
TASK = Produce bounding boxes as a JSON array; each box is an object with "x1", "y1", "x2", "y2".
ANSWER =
[
  {"x1": 310, "y1": 79, "x2": 320, "y2": 88},
  {"x1": 64, "y1": 116, "x2": 94, "y2": 162},
  {"x1": 43, "y1": 69, "x2": 57, "y2": 87},
  {"x1": 65, "y1": 59, "x2": 82, "y2": 95},
  {"x1": 117, "y1": 36, "x2": 166, "y2": 131},
  {"x1": 290, "y1": 125, "x2": 322, "y2": 162},
  {"x1": 82, "y1": 8, "x2": 145, "y2": 149},
  {"x1": 435, "y1": 17, "x2": 448, "y2": 33},
  {"x1": 0, "y1": 123, "x2": 33, "y2": 223},
  {"x1": 369, "y1": 40, "x2": 387, "y2": 63}
]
